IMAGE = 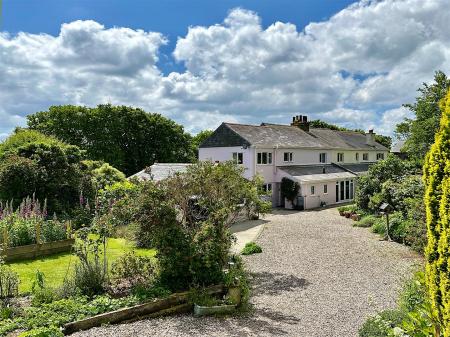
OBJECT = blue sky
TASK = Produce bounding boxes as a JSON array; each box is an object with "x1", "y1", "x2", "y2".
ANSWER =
[
  {"x1": 2, "y1": 0, "x2": 356, "y2": 74},
  {"x1": 0, "y1": 0, "x2": 448, "y2": 138}
]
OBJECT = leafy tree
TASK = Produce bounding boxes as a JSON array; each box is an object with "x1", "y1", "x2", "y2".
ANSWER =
[
  {"x1": 355, "y1": 155, "x2": 416, "y2": 211},
  {"x1": 191, "y1": 130, "x2": 213, "y2": 158},
  {"x1": 423, "y1": 89, "x2": 450, "y2": 336},
  {"x1": 0, "y1": 129, "x2": 60, "y2": 158},
  {"x1": 80, "y1": 160, "x2": 126, "y2": 191},
  {"x1": 396, "y1": 71, "x2": 450, "y2": 163},
  {"x1": 27, "y1": 104, "x2": 195, "y2": 176}
]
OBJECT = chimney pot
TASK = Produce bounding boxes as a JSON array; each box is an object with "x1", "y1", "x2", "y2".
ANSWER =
[
  {"x1": 303, "y1": 116, "x2": 308, "y2": 122},
  {"x1": 292, "y1": 116, "x2": 296, "y2": 123}
]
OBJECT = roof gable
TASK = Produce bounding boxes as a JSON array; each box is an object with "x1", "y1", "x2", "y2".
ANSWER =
[{"x1": 199, "y1": 123, "x2": 250, "y2": 148}]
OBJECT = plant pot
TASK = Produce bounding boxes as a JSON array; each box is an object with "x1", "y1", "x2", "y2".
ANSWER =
[
  {"x1": 351, "y1": 214, "x2": 361, "y2": 221},
  {"x1": 339, "y1": 211, "x2": 345, "y2": 216},
  {"x1": 227, "y1": 287, "x2": 241, "y2": 305},
  {"x1": 344, "y1": 211, "x2": 351, "y2": 218},
  {"x1": 194, "y1": 303, "x2": 236, "y2": 317}
]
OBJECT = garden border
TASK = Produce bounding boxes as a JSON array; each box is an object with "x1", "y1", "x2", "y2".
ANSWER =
[
  {"x1": 63, "y1": 284, "x2": 226, "y2": 335},
  {"x1": 2, "y1": 238, "x2": 75, "y2": 262}
]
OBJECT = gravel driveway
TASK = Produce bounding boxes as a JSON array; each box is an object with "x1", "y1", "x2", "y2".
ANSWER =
[{"x1": 74, "y1": 207, "x2": 421, "y2": 337}]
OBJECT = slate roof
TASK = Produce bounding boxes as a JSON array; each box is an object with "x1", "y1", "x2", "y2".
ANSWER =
[
  {"x1": 200, "y1": 123, "x2": 389, "y2": 151},
  {"x1": 129, "y1": 163, "x2": 191, "y2": 181},
  {"x1": 278, "y1": 164, "x2": 347, "y2": 176},
  {"x1": 278, "y1": 164, "x2": 357, "y2": 183},
  {"x1": 391, "y1": 140, "x2": 406, "y2": 153},
  {"x1": 338, "y1": 163, "x2": 373, "y2": 175}
]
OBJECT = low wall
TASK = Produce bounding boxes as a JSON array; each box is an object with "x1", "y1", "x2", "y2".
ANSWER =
[{"x1": 2, "y1": 239, "x2": 75, "y2": 262}]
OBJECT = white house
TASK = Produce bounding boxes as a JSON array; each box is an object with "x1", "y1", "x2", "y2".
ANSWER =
[{"x1": 199, "y1": 115, "x2": 389, "y2": 209}]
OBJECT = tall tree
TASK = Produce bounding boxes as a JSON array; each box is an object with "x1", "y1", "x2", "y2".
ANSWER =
[
  {"x1": 27, "y1": 104, "x2": 194, "y2": 176},
  {"x1": 191, "y1": 129, "x2": 213, "y2": 158},
  {"x1": 396, "y1": 71, "x2": 450, "y2": 163},
  {"x1": 423, "y1": 89, "x2": 450, "y2": 337}
]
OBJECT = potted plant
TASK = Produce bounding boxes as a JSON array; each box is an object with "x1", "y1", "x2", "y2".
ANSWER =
[{"x1": 192, "y1": 291, "x2": 236, "y2": 317}]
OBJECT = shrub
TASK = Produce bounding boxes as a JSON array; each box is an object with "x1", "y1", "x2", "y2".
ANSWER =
[
  {"x1": 280, "y1": 178, "x2": 300, "y2": 204},
  {"x1": 0, "y1": 262, "x2": 19, "y2": 299},
  {"x1": 31, "y1": 271, "x2": 55, "y2": 306},
  {"x1": 110, "y1": 252, "x2": 157, "y2": 295},
  {"x1": 71, "y1": 229, "x2": 107, "y2": 297},
  {"x1": 423, "y1": 90, "x2": 450, "y2": 336},
  {"x1": 355, "y1": 215, "x2": 380, "y2": 228},
  {"x1": 359, "y1": 309, "x2": 405, "y2": 337},
  {"x1": 241, "y1": 242, "x2": 262, "y2": 255}
]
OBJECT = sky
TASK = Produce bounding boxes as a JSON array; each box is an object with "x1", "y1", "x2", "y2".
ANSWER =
[{"x1": 1, "y1": 0, "x2": 449, "y2": 140}]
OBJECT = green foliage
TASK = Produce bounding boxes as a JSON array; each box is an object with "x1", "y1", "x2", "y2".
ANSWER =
[
  {"x1": 423, "y1": 89, "x2": 450, "y2": 336},
  {"x1": 396, "y1": 71, "x2": 450, "y2": 164},
  {"x1": 0, "y1": 134, "x2": 90, "y2": 216},
  {"x1": 27, "y1": 104, "x2": 195, "y2": 176},
  {"x1": 70, "y1": 228, "x2": 108, "y2": 297},
  {"x1": 31, "y1": 271, "x2": 55, "y2": 306},
  {"x1": 337, "y1": 204, "x2": 357, "y2": 213},
  {"x1": 191, "y1": 130, "x2": 214, "y2": 158},
  {"x1": 0, "y1": 262, "x2": 19, "y2": 299},
  {"x1": 355, "y1": 155, "x2": 415, "y2": 211},
  {"x1": 355, "y1": 215, "x2": 380, "y2": 228},
  {"x1": 224, "y1": 255, "x2": 250, "y2": 308},
  {"x1": 18, "y1": 326, "x2": 64, "y2": 337},
  {"x1": 0, "y1": 295, "x2": 141, "y2": 335},
  {"x1": 0, "y1": 197, "x2": 67, "y2": 248},
  {"x1": 280, "y1": 178, "x2": 300, "y2": 203},
  {"x1": 81, "y1": 160, "x2": 126, "y2": 191},
  {"x1": 0, "y1": 129, "x2": 60, "y2": 159},
  {"x1": 241, "y1": 242, "x2": 262, "y2": 255},
  {"x1": 106, "y1": 162, "x2": 262, "y2": 292},
  {"x1": 359, "y1": 310, "x2": 405, "y2": 337},
  {"x1": 110, "y1": 251, "x2": 156, "y2": 295}
]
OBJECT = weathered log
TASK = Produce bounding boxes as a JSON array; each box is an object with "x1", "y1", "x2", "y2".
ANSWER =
[{"x1": 63, "y1": 284, "x2": 224, "y2": 335}]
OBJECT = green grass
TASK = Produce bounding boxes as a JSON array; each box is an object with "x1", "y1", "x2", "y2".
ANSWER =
[
  {"x1": 241, "y1": 242, "x2": 262, "y2": 255},
  {"x1": 7, "y1": 237, "x2": 156, "y2": 293}
]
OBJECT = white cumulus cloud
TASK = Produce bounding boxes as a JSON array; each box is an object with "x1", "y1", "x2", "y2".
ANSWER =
[{"x1": 1, "y1": 0, "x2": 450, "y2": 140}]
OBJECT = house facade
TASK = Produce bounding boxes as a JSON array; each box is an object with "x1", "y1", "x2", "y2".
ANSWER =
[{"x1": 199, "y1": 116, "x2": 389, "y2": 209}]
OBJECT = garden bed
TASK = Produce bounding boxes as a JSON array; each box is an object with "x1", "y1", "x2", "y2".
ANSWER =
[
  {"x1": 2, "y1": 238, "x2": 75, "y2": 262},
  {"x1": 63, "y1": 285, "x2": 226, "y2": 335}
]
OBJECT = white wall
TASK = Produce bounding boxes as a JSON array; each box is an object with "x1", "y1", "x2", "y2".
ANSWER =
[
  {"x1": 275, "y1": 148, "x2": 389, "y2": 166},
  {"x1": 199, "y1": 146, "x2": 255, "y2": 179}
]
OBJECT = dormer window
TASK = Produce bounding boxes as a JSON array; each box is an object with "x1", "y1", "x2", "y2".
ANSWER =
[
  {"x1": 376, "y1": 153, "x2": 385, "y2": 160},
  {"x1": 283, "y1": 152, "x2": 293, "y2": 162},
  {"x1": 363, "y1": 153, "x2": 369, "y2": 161},
  {"x1": 319, "y1": 153, "x2": 327, "y2": 163},
  {"x1": 337, "y1": 153, "x2": 344, "y2": 162},
  {"x1": 356, "y1": 153, "x2": 359, "y2": 161}
]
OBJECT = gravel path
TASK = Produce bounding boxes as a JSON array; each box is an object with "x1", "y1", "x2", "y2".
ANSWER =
[{"x1": 74, "y1": 207, "x2": 421, "y2": 337}]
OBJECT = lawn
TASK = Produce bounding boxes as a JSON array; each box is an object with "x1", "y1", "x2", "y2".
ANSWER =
[{"x1": 8, "y1": 237, "x2": 156, "y2": 293}]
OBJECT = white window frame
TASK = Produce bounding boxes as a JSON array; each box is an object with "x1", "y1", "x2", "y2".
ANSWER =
[
  {"x1": 355, "y1": 153, "x2": 359, "y2": 161},
  {"x1": 376, "y1": 153, "x2": 385, "y2": 160},
  {"x1": 337, "y1": 153, "x2": 344, "y2": 162},
  {"x1": 232, "y1": 152, "x2": 243, "y2": 164},
  {"x1": 363, "y1": 153, "x2": 369, "y2": 161},
  {"x1": 257, "y1": 152, "x2": 273, "y2": 165},
  {"x1": 311, "y1": 185, "x2": 315, "y2": 195},
  {"x1": 319, "y1": 153, "x2": 327, "y2": 163},
  {"x1": 324, "y1": 184, "x2": 328, "y2": 194},
  {"x1": 262, "y1": 183, "x2": 272, "y2": 192},
  {"x1": 283, "y1": 152, "x2": 293, "y2": 163}
]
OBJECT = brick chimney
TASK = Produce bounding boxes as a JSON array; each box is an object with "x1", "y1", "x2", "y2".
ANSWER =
[
  {"x1": 291, "y1": 115, "x2": 310, "y2": 132},
  {"x1": 366, "y1": 129, "x2": 376, "y2": 146}
]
